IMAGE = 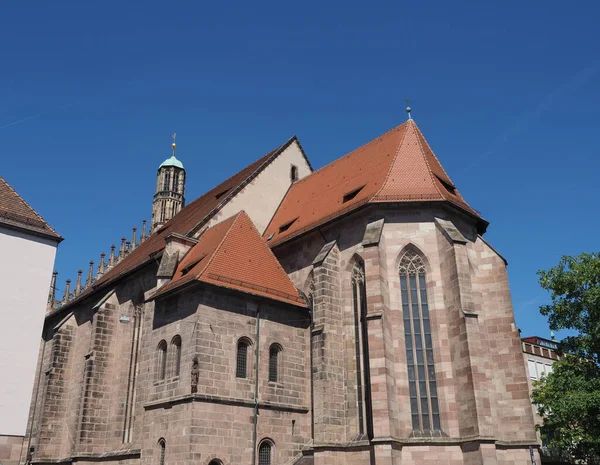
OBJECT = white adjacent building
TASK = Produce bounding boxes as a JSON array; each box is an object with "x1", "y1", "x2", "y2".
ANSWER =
[{"x1": 0, "y1": 176, "x2": 61, "y2": 465}]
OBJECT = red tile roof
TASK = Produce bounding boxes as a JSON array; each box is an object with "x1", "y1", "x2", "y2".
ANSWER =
[
  {"x1": 264, "y1": 120, "x2": 487, "y2": 246},
  {"x1": 152, "y1": 211, "x2": 306, "y2": 307},
  {"x1": 55, "y1": 138, "x2": 300, "y2": 312},
  {"x1": 0, "y1": 176, "x2": 62, "y2": 241}
]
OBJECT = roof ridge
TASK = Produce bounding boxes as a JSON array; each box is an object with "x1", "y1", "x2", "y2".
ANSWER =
[
  {"x1": 412, "y1": 121, "x2": 455, "y2": 185},
  {"x1": 0, "y1": 175, "x2": 61, "y2": 238},
  {"x1": 195, "y1": 212, "x2": 243, "y2": 280},
  {"x1": 185, "y1": 138, "x2": 293, "y2": 237},
  {"x1": 409, "y1": 121, "x2": 446, "y2": 200},
  {"x1": 373, "y1": 123, "x2": 409, "y2": 199},
  {"x1": 239, "y1": 210, "x2": 301, "y2": 291},
  {"x1": 289, "y1": 122, "x2": 408, "y2": 189}
]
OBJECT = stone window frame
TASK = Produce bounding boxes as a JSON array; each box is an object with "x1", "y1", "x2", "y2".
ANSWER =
[
  {"x1": 157, "y1": 340, "x2": 167, "y2": 381},
  {"x1": 350, "y1": 258, "x2": 370, "y2": 437},
  {"x1": 258, "y1": 438, "x2": 275, "y2": 465},
  {"x1": 235, "y1": 336, "x2": 253, "y2": 379},
  {"x1": 290, "y1": 164, "x2": 299, "y2": 183},
  {"x1": 170, "y1": 335, "x2": 182, "y2": 379},
  {"x1": 158, "y1": 438, "x2": 166, "y2": 465},
  {"x1": 268, "y1": 343, "x2": 283, "y2": 384},
  {"x1": 398, "y1": 246, "x2": 442, "y2": 435}
]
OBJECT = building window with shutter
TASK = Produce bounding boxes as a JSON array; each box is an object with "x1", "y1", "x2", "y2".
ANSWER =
[
  {"x1": 157, "y1": 340, "x2": 167, "y2": 381},
  {"x1": 268, "y1": 344, "x2": 282, "y2": 383},
  {"x1": 171, "y1": 336, "x2": 181, "y2": 377},
  {"x1": 258, "y1": 440, "x2": 272, "y2": 465},
  {"x1": 399, "y1": 249, "x2": 441, "y2": 433},
  {"x1": 236, "y1": 338, "x2": 250, "y2": 378}
]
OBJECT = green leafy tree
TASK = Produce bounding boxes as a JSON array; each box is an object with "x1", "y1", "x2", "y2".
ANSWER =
[{"x1": 532, "y1": 252, "x2": 600, "y2": 463}]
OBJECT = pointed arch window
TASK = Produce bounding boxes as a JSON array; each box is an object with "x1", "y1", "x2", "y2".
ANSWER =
[
  {"x1": 399, "y1": 249, "x2": 441, "y2": 433},
  {"x1": 351, "y1": 261, "x2": 371, "y2": 437}
]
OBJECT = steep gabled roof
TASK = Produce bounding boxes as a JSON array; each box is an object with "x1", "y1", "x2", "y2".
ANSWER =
[
  {"x1": 264, "y1": 120, "x2": 487, "y2": 246},
  {"x1": 152, "y1": 211, "x2": 306, "y2": 307},
  {"x1": 0, "y1": 176, "x2": 62, "y2": 242},
  {"x1": 57, "y1": 137, "x2": 302, "y2": 312}
]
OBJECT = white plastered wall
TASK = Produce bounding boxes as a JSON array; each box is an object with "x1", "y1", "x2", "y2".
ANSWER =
[{"x1": 0, "y1": 226, "x2": 57, "y2": 436}]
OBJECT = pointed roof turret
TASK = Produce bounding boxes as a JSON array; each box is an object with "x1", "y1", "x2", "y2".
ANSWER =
[{"x1": 264, "y1": 118, "x2": 487, "y2": 246}]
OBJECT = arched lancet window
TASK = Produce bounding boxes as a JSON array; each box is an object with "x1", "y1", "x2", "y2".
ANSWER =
[
  {"x1": 290, "y1": 165, "x2": 298, "y2": 182},
  {"x1": 171, "y1": 335, "x2": 182, "y2": 377},
  {"x1": 268, "y1": 344, "x2": 282, "y2": 383},
  {"x1": 351, "y1": 261, "x2": 371, "y2": 437},
  {"x1": 173, "y1": 172, "x2": 179, "y2": 193},
  {"x1": 399, "y1": 249, "x2": 441, "y2": 433},
  {"x1": 163, "y1": 170, "x2": 171, "y2": 191},
  {"x1": 157, "y1": 340, "x2": 167, "y2": 380},
  {"x1": 158, "y1": 438, "x2": 166, "y2": 465},
  {"x1": 236, "y1": 338, "x2": 250, "y2": 378},
  {"x1": 258, "y1": 440, "x2": 272, "y2": 465}
]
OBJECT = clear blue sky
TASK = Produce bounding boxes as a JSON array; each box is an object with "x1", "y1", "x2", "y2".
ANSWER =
[{"x1": 1, "y1": 1, "x2": 598, "y2": 339}]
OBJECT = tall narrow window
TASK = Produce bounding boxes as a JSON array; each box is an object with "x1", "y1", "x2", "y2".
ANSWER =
[
  {"x1": 269, "y1": 345, "x2": 281, "y2": 383},
  {"x1": 158, "y1": 439, "x2": 166, "y2": 465},
  {"x1": 236, "y1": 338, "x2": 249, "y2": 378},
  {"x1": 290, "y1": 165, "x2": 298, "y2": 182},
  {"x1": 171, "y1": 336, "x2": 181, "y2": 377},
  {"x1": 158, "y1": 340, "x2": 167, "y2": 380},
  {"x1": 351, "y1": 261, "x2": 371, "y2": 437},
  {"x1": 163, "y1": 171, "x2": 171, "y2": 191},
  {"x1": 173, "y1": 172, "x2": 179, "y2": 193},
  {"x1": 399, "y1": 249, "x2": 441, "y2": 433},
  {"x1": 258, "y1": 441, "x2": 272, "y2": 465}
]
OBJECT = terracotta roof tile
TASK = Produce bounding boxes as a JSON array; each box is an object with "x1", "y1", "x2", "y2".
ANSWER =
[
  {"x1": 57, "y1": 138, "x2": 297, "y2": 311},
  {"x1": 264, "y1": 120, "x2": 486, "y2": 246},
  {"x1": 0, "y1": 176, "x2": 62, "y2": 241},
  {"x1": 152, "y1": 211, "x2": 306, "y2": 307}
]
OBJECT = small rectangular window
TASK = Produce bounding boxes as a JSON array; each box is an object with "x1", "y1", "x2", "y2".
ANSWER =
[{"x1": 528, "y1": 360, "x2": 537, "y2": 380}]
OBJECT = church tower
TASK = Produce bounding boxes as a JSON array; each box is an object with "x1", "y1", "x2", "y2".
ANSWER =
[{"x1": 151, "y1": 134, "x2": 186, "y2": 232}]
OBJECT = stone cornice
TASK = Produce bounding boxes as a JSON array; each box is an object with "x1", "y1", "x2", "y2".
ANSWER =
[{"x1": 144, "y1": 392, "x2": 309, "y2": 414}]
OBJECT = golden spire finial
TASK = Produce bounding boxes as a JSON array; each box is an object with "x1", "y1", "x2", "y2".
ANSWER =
[{"x1": 172, "y1": 133, "x2": 177, "y2": 156}]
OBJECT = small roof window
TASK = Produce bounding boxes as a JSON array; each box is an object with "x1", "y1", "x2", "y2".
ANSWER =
[
  {"x1": 343, "y1": 185, "x2": 365, "y2": 203},
  {"x1": 279, "y1": 218, "x2": 298, "y2": 234}
]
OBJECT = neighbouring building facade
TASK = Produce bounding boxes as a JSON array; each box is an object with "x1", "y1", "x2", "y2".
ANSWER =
[
  {"x1": 521, "y1": 336, "x2": 561, "y2": 460},
  {"x1": 0, "y1": 177, "x2": 62, "y2": 465},
  {"x1": 23, "y1": 115, "x2": 540, "y2": 465}
]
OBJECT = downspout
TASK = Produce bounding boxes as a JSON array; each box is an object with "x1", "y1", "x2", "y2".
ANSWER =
[
  {"x1": 309, "y1": 299, "x2": 315, "y2": 441},
  {"x1": 23, "y1": 326, "x2": 48, "y2": 464},
  {"x1": 251, "y1": 306, "x2": 261, "y2": 465}
]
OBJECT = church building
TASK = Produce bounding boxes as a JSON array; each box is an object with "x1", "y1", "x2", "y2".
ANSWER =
[{"x1": 23, "y1": 111, "x2": 539, "y2": 465}]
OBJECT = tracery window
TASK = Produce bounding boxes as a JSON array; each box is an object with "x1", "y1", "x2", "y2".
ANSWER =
[
  {"x1": 163, "y1": 171, "x2": 171, "y2": 191},
  {"x1": 171, "y1": 335, "x2": 181, "y2": 377},
  {"x1": 351, "y1": 261, "x2": 370, "y2": 436},
  {"x1": 399, "y1": 249, "x2": 441, "y2": 433},
  {"x1": 236, "y1": 338, "x2": 250, "y2": 378},
  {"x1": 157, "y1": 340, "x2": 167, "y2": 380}
]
